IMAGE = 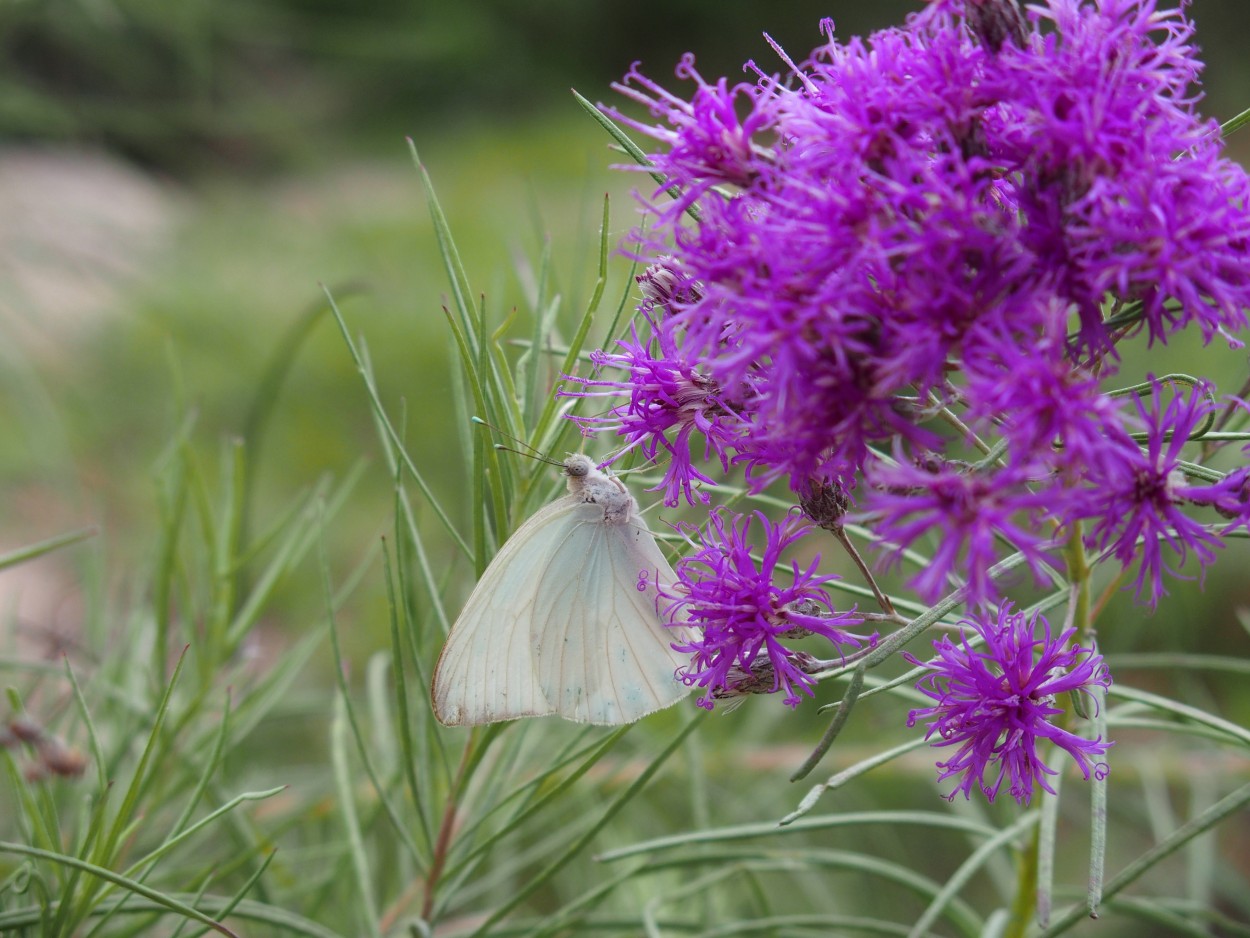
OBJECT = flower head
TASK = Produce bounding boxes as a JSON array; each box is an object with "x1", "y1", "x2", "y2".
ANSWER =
[
  {"x1": 1082, "y1": 379, "x2": 1244, "y2": 607},
  {"x1": 659, "y1": 509, "x2": 869, "y2": 709},
  {"x1": 864, "y1": 453, "x2": 1058, "y2": 604},
  {"x1": 607, "y1": 55, "x2": 776, "y2": 214},
  {"x1": 591, "y1": 0, "x2": 1250, "y2": 499},
  {"x1": 560, "y1": 260, "x2": 750, "y2": 506},
  {"x1": 904, "y1": 604, "x2": 1112, "y2": 804}
]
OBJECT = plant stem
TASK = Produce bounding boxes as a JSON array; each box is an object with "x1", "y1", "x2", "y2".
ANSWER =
[
  {"x1": 421, "y1": 734, "x2": 478, "y2": 923},
  {"x1": 831, "y1": 526, "x2": 896, "y2": 617}
]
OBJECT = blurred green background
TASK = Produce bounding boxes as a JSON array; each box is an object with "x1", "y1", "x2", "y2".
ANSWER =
[
  {"x1": 3, "y1": 0, "x2": 1248, "y2": 521},
  {"x1": 3, "y1": 2, "x2": 1250, "y2": 930}
]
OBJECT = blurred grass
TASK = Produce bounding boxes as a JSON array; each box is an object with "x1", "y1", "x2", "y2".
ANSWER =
[
  {"x1": 0, "y1": 114, "x2": 643, "y2": 657},
  {"x1": 1, "y1": 2, "x2": 1249, "y2": 933}
]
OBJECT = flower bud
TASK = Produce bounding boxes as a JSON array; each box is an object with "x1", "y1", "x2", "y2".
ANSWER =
[{"x1": 964, "y1": 0, "x2": 1028, "y2": 52}]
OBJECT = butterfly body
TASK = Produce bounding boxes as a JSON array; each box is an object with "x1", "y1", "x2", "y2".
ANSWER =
[{"x1": 432, "y1": 455, "x2": 692, "y2": 726}]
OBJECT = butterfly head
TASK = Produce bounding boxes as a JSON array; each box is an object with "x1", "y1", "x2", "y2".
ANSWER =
[
  {"x1": 563, "y1": 455, "x2": 634, "y2": 522},
  {"x1": 563, "y1": 454, "x2": 596, "y2": 480}
]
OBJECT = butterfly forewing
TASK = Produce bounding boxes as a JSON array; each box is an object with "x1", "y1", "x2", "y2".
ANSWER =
[{"x1": 432, "y1": 495, "x2": 585, "y2": 725}]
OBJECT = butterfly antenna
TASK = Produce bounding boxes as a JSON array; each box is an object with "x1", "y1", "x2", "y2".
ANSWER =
[
  {"x1": 493, "y1": 443, "x2": 565, "y2": 468},
  {"x1": 471, "y1": 416, "x2": 564, "y2": 467}
]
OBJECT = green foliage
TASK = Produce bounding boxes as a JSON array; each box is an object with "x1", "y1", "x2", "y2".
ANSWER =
[
  {"x1": 0, "y1": 424, "x2": 348, "y2": 935},
  {"x1": 2, "y1": 103, "x2": 1250, "y2": 938}
]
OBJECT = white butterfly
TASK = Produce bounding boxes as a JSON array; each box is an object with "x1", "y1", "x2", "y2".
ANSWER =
[{"x1": 432, "y1": 454, "x2": 693, "y2": 726}]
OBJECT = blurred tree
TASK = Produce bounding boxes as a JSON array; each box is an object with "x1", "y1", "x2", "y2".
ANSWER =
[
  {"x1": 0, "y1": 0, "x2": 911, "y2": 172},
  {"x1": 0, "y1": 0, "x2": 1244, "y2": 171}
]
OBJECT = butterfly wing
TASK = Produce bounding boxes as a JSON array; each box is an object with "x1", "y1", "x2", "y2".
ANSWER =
[
  {"x1": 432, "y1": 495, "x2": 585, "y2": 726},
  {"x1": 531, "y1": 511, "x2": 692, "y2": 724},
  {"x1": 432, "y1": 497, "x2": 691, "y2": 726}
]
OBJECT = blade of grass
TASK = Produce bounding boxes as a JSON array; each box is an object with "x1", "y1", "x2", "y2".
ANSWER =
[
  {"x1": 909, "y1": 811, "x2": 1040, "y2": 938},
  {"x1": 528, "y1": 193, "x2": 611, "y2": 453},
  {"x1": 447, "y1": 727, "x2": 632, "y2": 878},
  {"x1": 0, "y1": 894, "x2": 347, "y2": 938},
  {"x1": 323, "y1": 533, "x2": 424, "y2": 870},
  {"x1": 1039, "y1": 780, "x2": 1250, "y2": 935},
  {"x1": 226, "y1": 458, "x2": 369, "y2": 649},
  {"x1": 327, "y1": 288, "x2": 471, "y2": 559},
  {"x1": 466, "y1": 715, "x2": 701, "y2": 936},
  {"x1": 408, "y1": 141, "x2": 475, "y2": 329},
  {"x1": 180, "y1": 850, "x2": 278, "y2": 938},
  {"x1": 381, "y1": 537, "x2": 434, "y2": 857},
  {"x1": 330, "y1": 692, "x2": 382, "y2": 938},
  {"x1": 571, "y1": 90, "x2": 698, "y2": 222},
  {"x1": 1111, "y1": 684, "x2": 1250, "y2": 747},
  {"x1": 70, "y1": 646, "x2": 190, "y2": 928},
  {"x1": 598, "y1": 810, "x2": 999, "y2": 863},
  {"x1": 0, "y1": 527, "x2": 96, "y2": 572},
  {"x1": 781, "y1": 737, "x2": 932, "y2": 826},
  {"x1": 0, "y1": 842, "x2": 240, "y2": 938}
]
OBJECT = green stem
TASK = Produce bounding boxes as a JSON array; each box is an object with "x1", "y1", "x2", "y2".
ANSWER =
[
  {"x1": 1002, "y1": 824, "x2": 1040, "y2": 938},
  {"x1": 1065, "y1": 521, "x2": 1092, "y2": 646},
  {"x1": 1002, "y1": 522, "x2": 1092, "y2": 933}
]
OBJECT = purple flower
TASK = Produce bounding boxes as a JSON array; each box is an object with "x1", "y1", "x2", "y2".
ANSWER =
[
  {"x1": 961, "y1": 308, "x2": 1138, "y2": 479},
  {"x1": 1082, "y1": 379, "x2": 1245, "y2": 607},
  {"x1": 591, "y1": 0, "x2": 1250, "y2": 500},
  {"x1": 983, "y1": 0, "x2": 1250, "y2": 349},
  {"x1": 607, "y1": 54, "x2": 776, "y2": 214},
  {"x1": 563, "y1": 0, "x2": 1250, "y2": 707},
  {"x1": 559, "y1": 261, "x2": 750, "y2": 506},
  {"x1": 904, "y1": 604, "x2": 1112, "y2": 804},
  {"x1": 864, "y1": 452, "x2": 1059, "y2": 604},
  {"x1": 659, "y1": 509, "x2": 868, "y2": 709}
]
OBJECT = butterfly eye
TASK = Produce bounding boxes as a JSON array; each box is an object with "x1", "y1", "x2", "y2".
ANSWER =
[{"x1": 564, "y1": 456, "x2": 592, "y2": 479}]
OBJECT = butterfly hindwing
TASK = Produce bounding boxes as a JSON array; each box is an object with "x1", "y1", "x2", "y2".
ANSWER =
[{"x1": 531, "y1": 511, "x2": 689, "y2": 724}]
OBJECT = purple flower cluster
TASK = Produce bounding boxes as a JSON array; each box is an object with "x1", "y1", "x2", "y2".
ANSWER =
[
  {"x1": 563, "y1": 0, "x2": 1250, "y2": 607},
  {"x1": 658, "y1": 509, "x2": 870, "y2": 710},
  {"x1": 557, "y1": 0, "x2": 1250, "y2": 797},
  {"x1": 904, "y1": 605, "x2": 1112, "y2": 804}
]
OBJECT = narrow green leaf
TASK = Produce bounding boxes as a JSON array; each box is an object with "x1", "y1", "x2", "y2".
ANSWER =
[
  {"x1": 789, "y1": 663, "x2": 866, "y2": 782},
  {"x1": 382, "y1": 538, "x2": 435, "y2": 856},
  {"x1": 781, "y1": 737, "x2": 931, "y2": 826},
  {"x1": 908, "y1": 811, "x2": 1040, "y2": 938},
  {"x1": 467, "y1": 716, "x2": 701, "y2": 936},
  {"x1": 330, "y1": 693, "x2": 382, "y2": 938},
  {"x1": 1039, "y1": 781, "x2": 1250, "y2": 935},
  {"x1": 408, "y1": 140, "x2": 476, "y2": 330},
  {"x1": 0, "y1": 527, "x2": 96, "y2": 572},
  {"x1": 447, "y1": 728, "x2": 632, "y2": 878},
  {"x1": 1036, "y1": 782, "x2": 1060, "y2": 928},
  {"x1": 571, "y1": 90, "x2": 699, "y2": 222},
  {"x1": 77, "y1": 646, "x2": 189, "y2": 921},
  {"x1": 1220, "y1": 106, "x2": 1250, "y2": 137},
  {"x1": 326, "y1": 287, "x2": 472, "y2": 558},
  {"x1": 0, "y1": 842, "x2": 241, "y2": 938},
  {"x1": 1088, "y1": 685, "x2": 1110, "y2": 918},
  {"x1": 324, "y1": 534, "x2": 425, "y2": 871},
  {"x1": 1111, "y1": 684, "x2": 1250, "y2": 747},
  {"x1": 0, "y1": 893, "x2": 347, "y2": 938},
  {"x1": 598, "y1": 811, "x2": 999, "y2": 863}
]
